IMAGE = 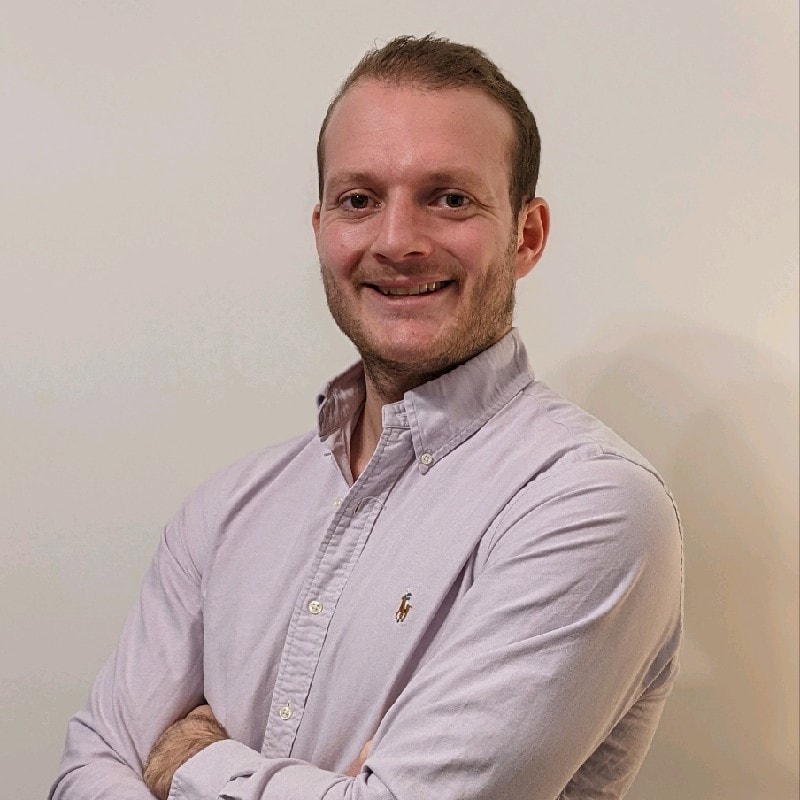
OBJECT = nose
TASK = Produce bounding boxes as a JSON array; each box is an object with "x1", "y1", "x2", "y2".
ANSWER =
[{"x1": 369, "y1": 195, "x2": 433, "y2": 263}]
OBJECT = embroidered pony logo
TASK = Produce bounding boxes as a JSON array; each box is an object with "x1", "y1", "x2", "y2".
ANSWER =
[{"x1": 395, "y1": 591, "x2": 413, "y2": 623}]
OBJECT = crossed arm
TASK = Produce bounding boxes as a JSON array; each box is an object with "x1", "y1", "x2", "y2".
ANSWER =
[
  {"x1": 143, "y1": 708, "x2": 370, "y2": 799},
  {"x1": 51, "y1": 458, "x2": 681, "y2": 800},
  {"x1": 143, "y1": 706, "x2": 227, "y2": 799}
]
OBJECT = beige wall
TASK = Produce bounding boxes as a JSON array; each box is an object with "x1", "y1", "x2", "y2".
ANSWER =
[{"x1": 1, "y1": 2, "x2": 797, "y2": 797}]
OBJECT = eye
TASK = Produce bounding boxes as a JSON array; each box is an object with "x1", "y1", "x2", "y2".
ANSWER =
[
  {"x1": 435, "y1": 193, "x2": 471, "y2": 210},
  {"x1": 340, "y1": 193, "x2": 374, "y2": 211}
]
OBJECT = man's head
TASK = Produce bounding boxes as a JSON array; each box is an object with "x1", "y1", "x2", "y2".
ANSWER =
[
  {"x1": 313, "y1": 36, "x2": 549, "y2": 396},
  {"x1": 317, "y1": 35, "x2": 541, "y2": 217}
]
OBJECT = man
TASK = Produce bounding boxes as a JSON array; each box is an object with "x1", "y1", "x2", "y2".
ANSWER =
[{"x1": 51, "y1": 35, "x2": 682, "y2": 800}]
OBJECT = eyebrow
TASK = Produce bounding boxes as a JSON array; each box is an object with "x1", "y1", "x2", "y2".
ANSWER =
[
  {"x1": 324, "y1": 168, "x2": 494, "y2": 199},
  {"x1": 425, "y1": 170, "x2": 493, "y2": 194},
  {"x1": 323, "y1": 172, "x2": 375, "y2": 198}
]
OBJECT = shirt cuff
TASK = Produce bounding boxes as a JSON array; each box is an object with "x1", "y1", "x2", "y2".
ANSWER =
[
  {"x1": 168, "y1": 739, "x2": 262, "y2": 799},
  {"x1": 168, "y1": 738, "x2": 350, "y2": 800}
]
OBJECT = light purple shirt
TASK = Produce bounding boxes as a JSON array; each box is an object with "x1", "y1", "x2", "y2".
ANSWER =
[{"x1": 51, "y1": 330, "x2": 683, "y2": 800}]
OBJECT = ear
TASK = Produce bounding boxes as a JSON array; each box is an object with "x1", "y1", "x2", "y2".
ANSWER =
[
  {"x1": 312, "y1": 204, "x2": 321, "y2": 247},
  {"x1": 514, "y1": 198, "x2": 550, "y2": 280}
]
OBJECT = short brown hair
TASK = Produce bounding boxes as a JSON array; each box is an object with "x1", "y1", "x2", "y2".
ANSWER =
[{"x1": 316, "y1": 34, "x2": 541, "y2": 215}]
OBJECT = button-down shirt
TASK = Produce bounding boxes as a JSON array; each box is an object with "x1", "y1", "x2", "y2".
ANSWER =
[{"x1": 50, "y1": 330, "x2": 683, "y2": 800}]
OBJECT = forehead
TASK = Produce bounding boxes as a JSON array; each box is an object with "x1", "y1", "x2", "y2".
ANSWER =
[{"x1": 321, "y1": 81, "x2": 515, "y2": 195}]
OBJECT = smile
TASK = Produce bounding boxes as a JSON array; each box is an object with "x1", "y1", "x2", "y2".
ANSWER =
[{"x1": 372, "y1": 281, "x2": 451, "y2": 296}]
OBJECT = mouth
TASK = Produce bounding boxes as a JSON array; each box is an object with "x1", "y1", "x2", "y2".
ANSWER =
[{"x1": 367, "y1": 280, "x2": 453, "y2": 297}]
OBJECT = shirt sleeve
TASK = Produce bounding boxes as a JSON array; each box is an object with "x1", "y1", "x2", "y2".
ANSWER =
[
  {"x1": 49, "y1": 495, "x2": 208, "y2": 799},
  {"x1": 170, "y1": 455, "x2": 683, "y2": 800}
]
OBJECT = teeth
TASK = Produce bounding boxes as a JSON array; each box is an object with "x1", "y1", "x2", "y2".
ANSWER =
[{"x1": 379, "y1": 281, "x2": 446, "y2": 296}]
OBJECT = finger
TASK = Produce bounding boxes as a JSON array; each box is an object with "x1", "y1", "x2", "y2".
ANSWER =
[
  {"x1": 345, "y1": 739, "x2": 373, "y2": 777},
  {"x1": 358, "y1": 740, "x2": 373, "y2": 762}
]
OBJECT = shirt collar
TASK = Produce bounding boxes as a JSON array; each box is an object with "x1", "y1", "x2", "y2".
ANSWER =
[{"x1": 317, "y1": 329, "x2": 534, "y2": 467}]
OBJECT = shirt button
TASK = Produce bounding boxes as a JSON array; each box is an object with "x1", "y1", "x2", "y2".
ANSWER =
[
  {"x1": 333, "y1": 497, "x2": 343, "y2": 509},
  {"x1": 308, "y1": 599, "x2": 323, "y2": 615},
  {"x1": 278, "y1": 704, "x2": 292, "y2": 721},
  {"x1": 419, "y1": 452, "x2": 434, "y2": 466}
]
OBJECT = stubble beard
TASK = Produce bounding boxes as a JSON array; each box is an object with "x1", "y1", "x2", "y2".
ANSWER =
[{"x1": 320, "y1": 235, "x2": 518, "y2": 402}]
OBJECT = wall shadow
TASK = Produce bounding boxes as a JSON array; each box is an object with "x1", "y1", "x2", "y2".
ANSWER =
[{"x1": 546, "y1": 320, "x2": 799, "y2": 799}]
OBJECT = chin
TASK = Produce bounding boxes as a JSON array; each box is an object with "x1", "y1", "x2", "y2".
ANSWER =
[{"x1": 361, "y1": 333, "x2": 467, "y2": 375}]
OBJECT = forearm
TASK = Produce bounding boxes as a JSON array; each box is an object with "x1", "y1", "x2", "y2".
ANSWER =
[
  {"x1": 169, "y1": 741, "x2": 355, "y2": 800},
  {"x1": 50, "y1": 763, "x2": 152, "y2": 800},
  {"x1": 49, "y1": 714, "x2": 154, "y2": 799},
  {"x1": 143, "y1": 706, "x2": 229, "y2": 799}
]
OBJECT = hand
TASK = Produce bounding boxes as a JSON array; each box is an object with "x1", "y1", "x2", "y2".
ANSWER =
[
  {"x1": 143, "y1": 704, "x2": 228, "y2": 800},
  {"x1": 345, "y1": 739, "x2": 372, "y2": 777}
]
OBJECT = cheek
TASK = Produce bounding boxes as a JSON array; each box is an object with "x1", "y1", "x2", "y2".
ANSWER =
[
  {"x1": 318, "y1": 222, "x2": 370, "y2": 273},
  {"x1": 446, "y1": 229, "x2": 502, "y2": 277}
]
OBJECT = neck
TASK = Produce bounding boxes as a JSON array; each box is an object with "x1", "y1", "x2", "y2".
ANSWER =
[
  {"x1": 348, "y1": 333, "x2": 511, "y2": 480},
  {"x1": 349, "y1": 361, "x2": 446, "y2": 480}
]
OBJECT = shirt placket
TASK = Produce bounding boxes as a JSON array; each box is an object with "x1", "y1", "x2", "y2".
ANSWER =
[{"x1": 261, "y1": 419, "x2": 411, "y2": 758}]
